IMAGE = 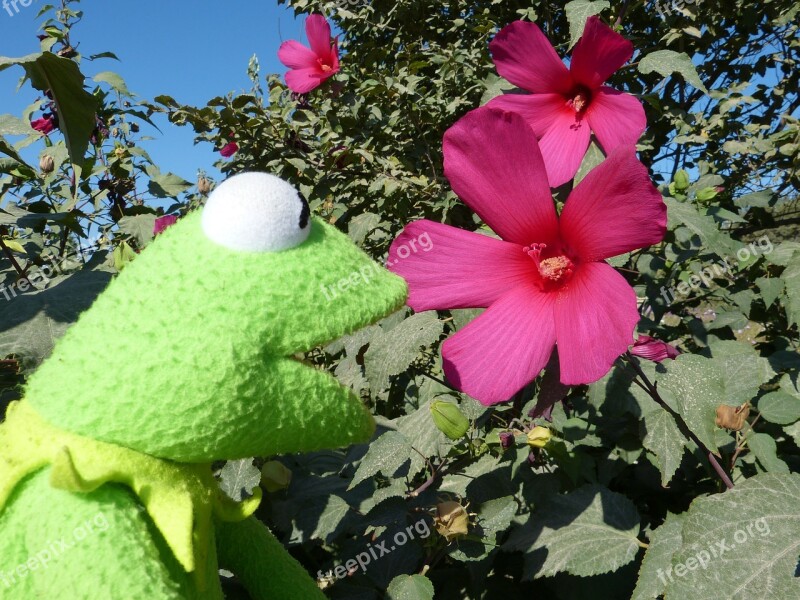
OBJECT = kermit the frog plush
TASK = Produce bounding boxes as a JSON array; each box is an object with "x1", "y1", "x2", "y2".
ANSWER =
[{"x1": 0, "y1": 172, "x2": 407, "y2": 599}]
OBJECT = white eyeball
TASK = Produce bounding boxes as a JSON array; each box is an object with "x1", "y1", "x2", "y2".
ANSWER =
[{"x1": 201, "y1": 172, "x2": 311, "y2": 252}]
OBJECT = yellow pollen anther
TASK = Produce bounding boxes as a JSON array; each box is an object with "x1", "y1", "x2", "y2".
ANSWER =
[
  {"x1": 572, "y1": 92, "x2": 588, "y2": 113},
  {"x1": 539, "y1": 256, "x2": 573, "y2": 282}
]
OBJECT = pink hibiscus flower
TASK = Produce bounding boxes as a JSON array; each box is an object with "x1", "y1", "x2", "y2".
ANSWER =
[
  {"x1": 630, "y1": 335, "x2": 680, "y2": 362},
  {"x1": 153, "y1": 215, "x2": 178, "y2": 236},
  {"x1": 278, "y1": 14, "x2": 340, "y2": 94},
  {"x1": 31, "y1": 115, "x2": 56, "y2": 135},
  {"x1": 388, "y1": 108, "x2": 666, "y2": 406},
  {"x1": 487, "y1": 17, "x2": 645, "y2": 188},
  {"x1": 219, "y1": 141, "x2": 238, "y2": 158}
]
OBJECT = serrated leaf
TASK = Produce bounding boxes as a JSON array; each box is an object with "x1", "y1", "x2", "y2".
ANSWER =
[
  {"x1": 641, "y1": 404, "x2": 688, "y2": 486},
  {"x1": 364, "y1": 312, "x2": 442, "y2": 389},
  {"x1": 565, "y1": 0, "x2": 610, "y2": 48},
  {"x1": 664, "y1": 197, "x2": 740, "y2": 257},
  {"x1": 639, "y1": 49, "x2": 708, "y2": 93},
  {"x1": 218, "y1": 458, "x2": 261, "y2": 502},
  {"x1": 664, "y1": 474, "x2": 800, "y2": 600},
  {"x1": 756, "y1": 277, "x2": 784, "y2": 309},
  {"x1": 395, "y1": 399, "x2": 452, "y2": 478},
  {"x1": 450, "y1": 495, "x2": 517, "y2": 562},
  {"x1": 386, "y1": 574, "x2": 434, "y2": 600},
  {"x1": 118, "y1": 214, "x2": 157, "y2": 247},
  {"x1": 93, "y1": 70, "x2": 130, "y2": 95},
  {"x1": 147, "y1": 171, "x2": 192, "y2": 198},
  {"x1": 781, "y1": 253, "x2": 800, "y2": 327},
  {"x1": 349, "y1": 431, "x2": 411, "y2": 490},
  {"x1": 632, "y1": 513, "x2": 685, "y2": 600},
  {"x1": 348, "y1": 211, "x2": 380, "y2": 244},
  {"x1": 505, "y1": 484, "x2": 641, "y2": 578},
  {"x1": 310, "y1": 495, "x2": 352, "y2": 541}
]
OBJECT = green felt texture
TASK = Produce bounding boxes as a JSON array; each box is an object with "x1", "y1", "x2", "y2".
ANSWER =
[
  {"x1": 25, "y1": 213, "x2": 408, "y2": 461},
  {"x1": 0, "y1": 469, "x2": 220, "y2": 599},
  {"x1": 216, "y1": 517, "x2": 326, "y2": 600},
  {"x1": 0, "y1": 400, "x2": 260, "y2": 588}
]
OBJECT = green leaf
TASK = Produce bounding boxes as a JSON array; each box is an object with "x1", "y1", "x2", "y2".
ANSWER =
[
  {"x1": 21, "y1": 53, "x2": 99, "y2": 173},
  {"x1": 395, "y1": 399, "x2": 452, "y2": 478},
  {"x1": 0, "y1": 262, "x2": 113, "y2": 370},
  {"x1": 93, "y1": 70, "x2": 131, "y2": 95},
  {"x1": 505, "y1": 484, "x2": 641, "y2": 578},
  {"x1": 781, "y1": 252, "x2": 800, "y2": 327},
  {"x1": 310, "y1": 495, "x2": 352, "y2": 541},
  {"x1": 348, "y1": 211, "x2": 381, "y2": 244},
  {"x1": 664, "y1": 197, "x2": 740, "y2": 257},
  {"x1": 746, "y1": 433, "x2": 790, "y2": 473},
  {"x1": 641, "y1": 404, "x2": 688, "y2": 486},
  {"x1": 0, "y1": 114, "x2": 35, "y2": 136},
  {"x1": 118, "y1": 214, "x2": 156, "y2": 247},
  {"x1": 218, "y1": 458, "x2": 261, "y2": 501},
  {"x1": 664, "y1": 474, "x2": 800, "y2": 600},
  {"x1": 756, "y1": 277, "x2": 784, "y2": 309},
  {"x1": 386, "y1": 574, "x2": 435, "y2": 600},
  {"x1": 479, "y1": 72, "x2": 516, "y2": 104},
  {"x1": 450, "y1": 495, "x2": 517, "y2": 562},
  {"x1": 364, "y1": 312, "x2": 442, "y2": 389},
  {"x1": 147, "y1": 172, "x2": 192, "y2": 198},
  {"x1": 632, "y1": 513, "x2": 686, "y2": 600},
  {"x1": 349, "y1": 431, "x2": 411, "y2": 490},
  {"x1": 639, "y1": 49, "x2": 708, "y2": 93},
  {"x1": 564, "y1": 0, "x2": 610, "y2": 48},
  {"x1": 658, "y1": 354, "x2": 730, "y2": 453},
  {"x1": 757, "y1": 390, "x2": 800, "y2": 425}
]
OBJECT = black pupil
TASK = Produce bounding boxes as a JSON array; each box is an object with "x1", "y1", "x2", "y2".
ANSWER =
[{"x1": 298, "y1": 192, "x2": 310, "y2": 229}]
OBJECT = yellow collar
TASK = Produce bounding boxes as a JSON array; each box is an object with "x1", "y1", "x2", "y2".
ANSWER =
[{"x1": 0, "y1": 401, "x2": 261, "y2": 590}]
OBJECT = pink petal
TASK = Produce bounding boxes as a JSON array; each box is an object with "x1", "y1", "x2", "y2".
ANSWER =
[
  {"x1": 388, "y1": 220, "x2": 534, "y2": 311},
  {"x1": 586, "y1": 87, "x2": 646, "y2": 152},
  {"x1": 537, "y1": 108, "x2": 591, "y2": 188},
  {"x1": 555, "y1": 262, "x2": 639, "y2": 385},
  {"x1": 570, "y1": 16, "x2": 634, "y2": 89},
  {"x1": 489, "y1": 21, "x2": 573, "y2": 94},
  {"x1": 443, "y1": 285, "x2": 556, "y2": 406},
  {"x1": 285, "y1": 67, "x2": 325, "y2": 94},
  {"x1": 278, "y1": 40, "x2": 319, "y2": 70},
  {"x1": 631, "y1": 335, "x2": 680, "y2": 362},
  {"x1": 443, "y1": 108, "x2": 559, "y2": 246},
  {"x1": 486, "y1": 92, "x2": 569, "y2": 138},
  {"x1": 559, "y1": 146, "x2": 666, "y2": 261},
  {"x1": 154, "y1": 215, "x2": 178, "y2": 236},
  {"x1": 305, "y1": 14, "x2": 333, "y2": 59}
]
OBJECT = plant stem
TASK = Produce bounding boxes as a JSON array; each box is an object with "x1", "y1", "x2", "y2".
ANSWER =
[
  {"x1": 0, "y1": 238, "x2": 29, "y2": 283},
  {"x1": 625, "y1": 353, "x2": 734, "y2": 490}
]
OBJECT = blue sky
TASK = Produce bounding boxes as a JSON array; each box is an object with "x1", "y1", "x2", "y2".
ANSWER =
[{"x1": 0, "y1": 0, "x2": 305, "y2": 182}]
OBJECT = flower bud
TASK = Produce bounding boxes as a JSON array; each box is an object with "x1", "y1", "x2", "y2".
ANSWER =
[
  {"x1": 526, "y1": 426, "x2": 552, "y2": 448},
  {"x1": 674, "y1": 170, "x2": 690, "y2": 191},
  {"x1": 39, "y1": 155, "x2": 55, "y2": 174},
  {"x1": 715, "y1": 404, "x2": 750, "y2": 431},
  {"x1": 197, "y1": 176, "x2": 212, "y2": 195},
  {"x1": 430, "y1": 400, "x2": 469, "y2": 440},
  {"x1": 434, "y1": 501, "x2": 470, "y2": 542},
  {"x1": 261, "y1": 461, "x2": 292, "y2": 493},
  {"x1": 499, "y1": 431, "x2": 514, "y2": 450}
]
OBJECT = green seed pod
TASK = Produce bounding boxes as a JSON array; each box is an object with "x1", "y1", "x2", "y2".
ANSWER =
[
  {"x1": 526, "y1": 426, "x2": 552, "y2": 449},
  {"x1": 430, "y1": 400, "x2": 469, "y2": 440},
  {"x1": 674, "y1": 169, "x2": 690, "y2": 191},
  {"x1": 260, "y1": 460, "x2": 292, "y2": 493}
]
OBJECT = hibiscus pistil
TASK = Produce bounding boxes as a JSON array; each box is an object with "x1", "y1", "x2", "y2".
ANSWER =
[{"x1": 524, "y1": 243, "x2": 575, "y2": 290}]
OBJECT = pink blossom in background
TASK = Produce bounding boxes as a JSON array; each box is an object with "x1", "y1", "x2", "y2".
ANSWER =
[
  {"x1": 630, "y1": 335, "x2": 680, "y2": 362},
  {"x1": 388, "y1": 108, "x2": 666, "y2": 406},
  {"x1": 219, "y1": 141, "x2": 238, "y2": 158},
  {"x1": 487, "y1": 17, "x2": 646, "y2": 187},
  {"x1": 278, "y1": 14, "x2": 340, "y2": 94},
  {"x1": 31, "y1": 115, "x2": 56, "y2": 135},
  {"x1": 153, "y1": 215, "x2": 178, "y2": 236}
]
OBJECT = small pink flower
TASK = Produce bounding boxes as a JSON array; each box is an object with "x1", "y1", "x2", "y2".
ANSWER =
[
  {"x1": 154, "y1": 215, "x2": 178, "y2": 236},
  {"x1": 487, "y1": 17, "x2": 646, "y2": 187},
  {"x1": 388, "y1": 108, "x2": 666, "y2": 406},
  {"x1": 278, "y1": 14, "x2": 340, "y2": 94},
  {"x1": 219, "y1": 142, "x2": 238, "y2": 158},
  {"x1": 630, "y1": 335, "x2": 680, "y2": 362},
  {"x1": 31, "y1": 115, "x2": 56, "y2": 135}
]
